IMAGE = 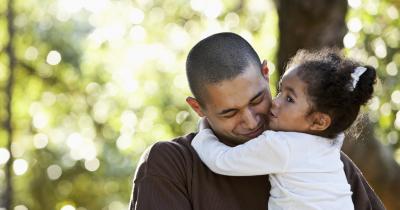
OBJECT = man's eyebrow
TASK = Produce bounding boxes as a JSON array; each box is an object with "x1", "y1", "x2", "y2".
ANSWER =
[
  {"x1": 250, "y1": 91, "x2": 264, "y2": 102},
  {"x1": 218, "y1": 108, "x2": 237, "y2": 115},
  {"x1": 217, "y1": 91, "x2": 264, "y2": 115}
]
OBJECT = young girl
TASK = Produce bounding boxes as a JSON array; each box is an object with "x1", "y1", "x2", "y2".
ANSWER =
[{"x1": 191, "y1": 49, "x2": 376, "y2": 210}]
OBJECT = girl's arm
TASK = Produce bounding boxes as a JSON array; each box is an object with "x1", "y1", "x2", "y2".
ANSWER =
[{"x1": 191, "y1": 129, "x2": 290, "y2": 176}]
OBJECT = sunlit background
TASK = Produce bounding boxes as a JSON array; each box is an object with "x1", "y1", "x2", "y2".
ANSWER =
[{"x1": 0, "y1": 0, "x2": 399, "y2": 209}]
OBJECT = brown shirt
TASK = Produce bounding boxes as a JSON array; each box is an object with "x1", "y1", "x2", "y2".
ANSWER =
[{"x1": 130, "y1": 133, "x2": 385, "y2": 210}]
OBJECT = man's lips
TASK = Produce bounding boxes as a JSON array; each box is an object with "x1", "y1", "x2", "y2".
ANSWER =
[
  {"x1": 269, "y1": 111, "x2": 277, "y2": 118},
  {"x1": 241, "y1": 125, "x2": 264, "y2": 138}
]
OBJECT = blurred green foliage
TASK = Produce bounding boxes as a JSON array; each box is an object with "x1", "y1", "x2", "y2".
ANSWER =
[
  {"x1": 0, "y1": 0, "x2": 398, "y2": 210},
  {"x1": 346, "y1": 0, "x2": 400, "y2": 146}
]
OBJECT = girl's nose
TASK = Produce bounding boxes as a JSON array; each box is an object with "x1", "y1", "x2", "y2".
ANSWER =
[{"x1": 272, "y1": 97, "x2": 279, "y2": 108}]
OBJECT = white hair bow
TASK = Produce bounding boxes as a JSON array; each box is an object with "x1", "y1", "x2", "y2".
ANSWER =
[{"x1": 350, "y1": 66, "x2": 367, "y2": 91}]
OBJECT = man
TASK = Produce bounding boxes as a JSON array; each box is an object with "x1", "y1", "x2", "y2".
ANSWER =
[{"x1": 129, "y1": 32, "x2": 385, "y2": 210}]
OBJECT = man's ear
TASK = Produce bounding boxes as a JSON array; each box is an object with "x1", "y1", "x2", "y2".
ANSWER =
[
  {"x1": 261, "y1": 60, "x2": 269, "y2": 81},
  {"x1": 186, "y1": 96, "x2": 206, "y2": 117},
  {"x1": 309, "y1": 112, "x2": 331, "y2": 131}
]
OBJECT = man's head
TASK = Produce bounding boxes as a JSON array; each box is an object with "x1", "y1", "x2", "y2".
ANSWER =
[{"x1": 186, "y1": 32, "x2": 272, "y2": 145}]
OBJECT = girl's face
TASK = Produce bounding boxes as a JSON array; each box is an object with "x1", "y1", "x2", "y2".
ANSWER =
[{"x1": 269, "y1": 68, "x2": 315, "y2": 132}]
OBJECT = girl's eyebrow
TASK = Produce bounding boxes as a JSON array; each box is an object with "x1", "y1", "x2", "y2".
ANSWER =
[
  {"x1": 285, "y1": 86, "x2": 297, "y2": 98},
  {"x1": 279, "y1": 79, "x2": 297, "y2": 98}
]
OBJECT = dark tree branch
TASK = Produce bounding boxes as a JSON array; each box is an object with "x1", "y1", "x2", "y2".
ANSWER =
[
  {"x1": 3, "y1": 0, "x2": 15, "y2": 209},
  {"x1": 18, "y1": 61, "x2": 70, "y2": 89}
]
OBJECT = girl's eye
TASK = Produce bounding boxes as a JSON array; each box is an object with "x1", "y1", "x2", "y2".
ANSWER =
[{"x1": 286, "y1": 96, "x2": 294, "y2": 103}]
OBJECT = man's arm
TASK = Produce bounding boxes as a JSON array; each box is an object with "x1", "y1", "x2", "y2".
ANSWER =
[
  {"x1": 130, "y1": 142, "x2": 191, "y2": 210},
  {"x1": 341, "y1": 152, "x2": 386, "y2": 210}
]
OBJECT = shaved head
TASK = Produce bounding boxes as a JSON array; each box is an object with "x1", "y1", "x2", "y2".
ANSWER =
[{"x1": 186, "y1": 32, "x2": 261, "y2": 106}]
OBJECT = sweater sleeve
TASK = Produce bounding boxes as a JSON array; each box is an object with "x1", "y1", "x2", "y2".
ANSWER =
[
  {"x1": 340, "y1": 152, "x2": 386, "y2": 210},
  {"x1": 130, "y1": 142, "x2": 191, "y2": 210},
  {"x1": 191, "y1": 129, "x2": 290, "y2": 176}
]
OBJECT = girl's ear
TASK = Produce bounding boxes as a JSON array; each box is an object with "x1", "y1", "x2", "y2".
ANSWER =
[{"x1": 309, "y1": 112, "x2": 331, "y2": 131}]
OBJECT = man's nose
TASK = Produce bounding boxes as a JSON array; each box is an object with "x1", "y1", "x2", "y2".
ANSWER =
[{"x1": 242, "y1": 108, "x2": 258, "y2": 130}]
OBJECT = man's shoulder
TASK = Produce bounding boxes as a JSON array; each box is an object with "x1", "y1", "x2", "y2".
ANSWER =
[
  {"x1": 134, "y1": 133, "x2": 197, "y2": 182},
  {"x1": 340, "y1": 151, "x2": 363, "y2": 178},
  {"x1": 144, "y1": 133, "x2": 196, "y2": 162},
  {"x1": 340, "y1": 152, "x2": 386, "y2": 209}
]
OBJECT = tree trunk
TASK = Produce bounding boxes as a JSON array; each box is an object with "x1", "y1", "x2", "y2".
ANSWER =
[
  {"x1": 275, "y1": 0, "x2": 347, "y2": 76},
  {"x1": 275, "y1": 0, "x2": 400, "y2": 209},
  {"x1": 343, "y1": 116, "x2": 400, "y2": 210},
  {"x1": 3, "y1": 0, "x2": 15, "y2": 209}
]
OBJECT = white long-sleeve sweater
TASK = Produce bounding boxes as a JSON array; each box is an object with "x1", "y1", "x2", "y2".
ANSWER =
[{"x1": 191, "y1": 129, "x2": 354, "y2": 210}]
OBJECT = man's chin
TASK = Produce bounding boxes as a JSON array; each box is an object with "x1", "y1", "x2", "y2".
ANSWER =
[
  {"x1": 219, "y1": 126, "x2": 265, "y2": 145},
  {"x1": 219, "y1": 135, "x2": 249, "y2": 146},
  {"x1": 237, "y1": 126, "x2": 265, "y2": 141},
  {"x1": 243, "y1": 129, "x2": 264, "y2": 139}
]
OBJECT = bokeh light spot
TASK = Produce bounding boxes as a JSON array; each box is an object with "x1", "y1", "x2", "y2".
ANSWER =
[
  {"x1": 387, "y1": 5, "x2": 399, "y2": 20},
  {"x1": 129, "y1": 25, "x2": 147, "y2": 42},
  {"x1": 387, "y1": 131, "x2": 398, "y2": 144},
  {"x1": 347, "y1": 18, "x2": 362, "y2": 32},
  {"x1": 348, "y1": 0, "x2": 361, "y2": 8},
  {"x1": 33, "y1": 133, "x2": 49, "y2": 149},
  {"x1": 372, "y1": 38, "x2": 387, "y2": 58},
  {"x1": 130, "y1": 8, "x2": 145, "y2": 24},
  {"x1": 392, "y1": 90, "x2": 400, "y2": 104},
  {"x1": 395, "y1": 111, "x2": 400, "y2": 130},
  {"x1": 46, "y1": 50, "x2": 62, "y2": 65},
  {"x1": 60, "y1": 205, "x2": 76, "y2": 210},
  {"x1": 116, "y1": 134, "x2": 132, "y2": 150},
  {"x1": 380, "y1": 103, "x2": 392, "y2": 116},
  {"x1": 386, "y1": 62, "x2": 398, "y2": 76},
  {"x1": 24, "y1": 46, "x2": 38, "y2": 61},
  {"x1": 0, "y1": 148, "x2": 11, "y2": 165},
  {"x1": 108, "y1": 201, "x2": 125, "y2": 210},
  {"x1": 224, "y1": 12, "x2": 240, "y2": 28},
  {"x1": 32, "y1": 111, "x2": 49, "y2": 129},
  {"x1": 14, "y1": 205, "x2": 28, "y2": 210},
  {"x1": 176, "y1": 111, "x2": 189, "y2": 124},
  {"x1": 366, "y1": 56, "x2": 379, "y2": 68},
  {"x1": 368, "y1": 97, "x2": 380, "y2": 111},
  {"x1": 13, "y1": 159, "x2": 28, "y2": 176},
  {"x1": 84, "y1": 158, "x2": 100, "y2": 172},
  {"x1": 47, "y1": 164, "x2": 62, "y2": 180},
  {"x1": 343, "y1": 33, "x2": 357, "y2": 48}
]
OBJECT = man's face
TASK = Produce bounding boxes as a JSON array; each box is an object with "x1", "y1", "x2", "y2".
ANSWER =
[{"x1": 188, "y1": 63, "x2": 272, "y2": 145}]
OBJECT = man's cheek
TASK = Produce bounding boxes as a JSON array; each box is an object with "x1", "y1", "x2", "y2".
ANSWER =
[
  {"x1": 263, "y1": 100, "x2": 272, "y2": 113},
  {"x1": 255, "y1": 102, "x2": 269, "y2": 115}
]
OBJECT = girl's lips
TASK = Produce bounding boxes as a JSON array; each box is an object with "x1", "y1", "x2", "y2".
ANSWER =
[{"x1": 269, "y1": 111, "x2": 277, "y2": 118}]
